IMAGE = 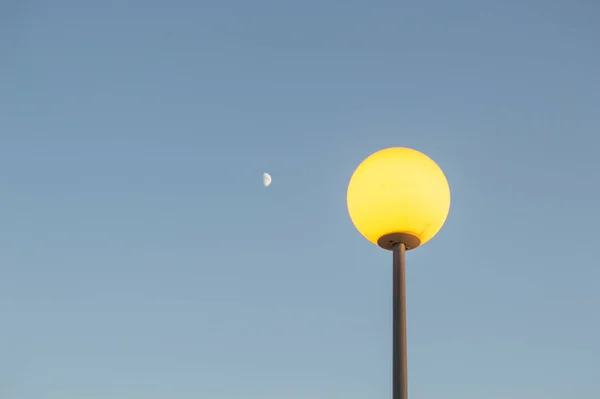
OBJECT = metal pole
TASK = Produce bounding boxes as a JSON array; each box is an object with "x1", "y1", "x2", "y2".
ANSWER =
[{"x1": 393, "y1": 242, "x2": 408, "y2": 399}]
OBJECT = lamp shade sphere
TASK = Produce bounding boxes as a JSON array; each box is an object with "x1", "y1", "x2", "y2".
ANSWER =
[{"x1": 347, "y1": 147, "x2": 450, "y2": 249}]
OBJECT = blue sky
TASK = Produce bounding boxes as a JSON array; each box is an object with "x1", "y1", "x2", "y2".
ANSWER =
[{"x1": 1, "y1": 0, "x2": 599, "y2": 397}]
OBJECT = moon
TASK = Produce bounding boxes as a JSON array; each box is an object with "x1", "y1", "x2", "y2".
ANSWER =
[{"x1": 263, "y1": 172, "x2": 272, "y2": 187}]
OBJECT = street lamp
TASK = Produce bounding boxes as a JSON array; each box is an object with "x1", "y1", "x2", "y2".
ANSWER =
[{"x1": 346, "y1": 147, "x2": 451, "y2": 399}]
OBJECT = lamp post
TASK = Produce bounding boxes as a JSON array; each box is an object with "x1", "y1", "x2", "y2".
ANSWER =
[{"x1": 346, "y1": 147, "x2": 451, "y2": 399}]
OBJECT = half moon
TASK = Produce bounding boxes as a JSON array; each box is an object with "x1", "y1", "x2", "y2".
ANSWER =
[{"x1": 263, "y1": 172, "x2": 272, "y2": 187}]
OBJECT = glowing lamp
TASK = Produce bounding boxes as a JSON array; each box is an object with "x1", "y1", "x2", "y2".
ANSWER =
[{"x1": 347, "y1": 147, "x2": 450, "y2": 250}]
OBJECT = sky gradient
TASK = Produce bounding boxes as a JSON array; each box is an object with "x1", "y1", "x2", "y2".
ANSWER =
[{"x1": 1, "y1": 1, "x2": 599, "y2": 398}]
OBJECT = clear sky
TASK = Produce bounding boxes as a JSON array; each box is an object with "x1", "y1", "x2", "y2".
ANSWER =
[{"x1": 1, "y1": 1, "x2": 599, "y2": 398}]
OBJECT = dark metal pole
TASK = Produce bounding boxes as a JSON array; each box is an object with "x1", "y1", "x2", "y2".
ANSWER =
[{"x1": 393, "y1": 242, "x2": 408, "y2": 399}]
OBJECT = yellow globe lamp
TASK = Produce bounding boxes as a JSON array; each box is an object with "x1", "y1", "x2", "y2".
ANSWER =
[
  {"x1": 347, "y1": 146, "x2": 450, "y2": 250},
  {"x1": 346, "y1": 147, "x2": 450, "y2": 399}
]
